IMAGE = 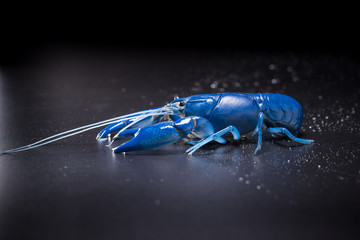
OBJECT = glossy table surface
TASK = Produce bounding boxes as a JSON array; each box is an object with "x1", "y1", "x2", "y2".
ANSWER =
[{"x1": 0, "y1": 46, "x2": 359, "y2": 240}]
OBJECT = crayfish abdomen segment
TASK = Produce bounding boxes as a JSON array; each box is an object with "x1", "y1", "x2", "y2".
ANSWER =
[{"x1": 259, "y1": 93, "x2": 303, "y2": 134}]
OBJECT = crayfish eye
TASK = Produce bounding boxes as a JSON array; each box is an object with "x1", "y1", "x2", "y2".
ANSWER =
[{"x1": 179, "y1": 101, "x2": 185, "y2": 107}]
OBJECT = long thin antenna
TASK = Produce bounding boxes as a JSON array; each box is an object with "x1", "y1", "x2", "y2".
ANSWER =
[{"x1": 1, "y1": 108, "x2": 171, "y2": 154}]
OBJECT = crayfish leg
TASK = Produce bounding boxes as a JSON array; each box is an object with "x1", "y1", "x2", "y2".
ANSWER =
[
  {"x1": 186, "y1": 125, "x2": 240, "y2": 155},
  {"x1": 251, "y1": 112, "x2": 264, "y2": 154},
  {"x1": 267, "y1": 127, "x2": 314, "y2": 144}
]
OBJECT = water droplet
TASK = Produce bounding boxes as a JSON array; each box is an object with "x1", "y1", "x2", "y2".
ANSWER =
[
  {"x1": 318, "y1": 95, "x2": 323, "y2": 100},
  {"x1": 155, "y1": 199, "x2": 161, "y2": 206},
  {"x1": 210, "y1": 81, "x2": 218, "y2": 89},
  {"x1": 271, "y1": 78, "x2": 278, "y2": 84},
  {"x1": 269, "y1": 64, "x2": 276, "y2": 70},
  {"x1": 245, "y1": 180, "x2": 250, "y2": 184},
  {"x1": 318, "y1": 165, "x2": 321, "y2": 169},
  {"x1": 239, "y1": 177, "x2": 244, "y2": 182},
  {"x1": 254, "y1": 81, "x2": 260, "y2": 87},
  {"x1": 256, "y1": 185, "x2": 261, "y2": 190}
]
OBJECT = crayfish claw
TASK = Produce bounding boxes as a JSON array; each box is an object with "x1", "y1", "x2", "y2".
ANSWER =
[
  {"x1": 113, "y1": 122, "x2": 182, "y2": 153},
  {"x1": 96, "y1": 121, "x2": 128, "y2": 139}
]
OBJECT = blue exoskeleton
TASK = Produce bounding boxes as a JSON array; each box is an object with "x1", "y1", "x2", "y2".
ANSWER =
[{"x1": 1, "y1": 93, "x2": 314, "y2": 155}]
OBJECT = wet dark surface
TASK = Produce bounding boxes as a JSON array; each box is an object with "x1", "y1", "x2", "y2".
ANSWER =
[{"x1": 0, "y1": 46, "x2": 360, "y2": 240}]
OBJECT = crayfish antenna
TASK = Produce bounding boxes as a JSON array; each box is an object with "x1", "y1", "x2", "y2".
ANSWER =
[{"x1": 0, "y1": 107, "x2": 172, "y2": 154}]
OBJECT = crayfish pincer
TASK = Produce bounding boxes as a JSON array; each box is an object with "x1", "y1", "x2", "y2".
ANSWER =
[{"x1": 1, "y1": 93, "x2": 314, "y2": 155}]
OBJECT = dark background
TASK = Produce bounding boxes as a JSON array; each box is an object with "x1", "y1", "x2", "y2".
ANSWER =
[{"x1": 1, "y1": 16, "x2": 360, "y2": 240}]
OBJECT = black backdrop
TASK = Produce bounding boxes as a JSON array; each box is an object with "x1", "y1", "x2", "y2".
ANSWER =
[{"x1": 1, "y1": 15, "x2": 360, "y2": 240}]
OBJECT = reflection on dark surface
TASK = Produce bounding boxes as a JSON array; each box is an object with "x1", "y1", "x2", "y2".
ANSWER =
[{"x1": 0, "y1": 45, "x2": 359, "y2": 239}]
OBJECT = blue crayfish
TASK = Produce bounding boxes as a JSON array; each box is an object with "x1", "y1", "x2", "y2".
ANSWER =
[{"x1": 1, "y1": 93, "x2": 314, "y2": 155}]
